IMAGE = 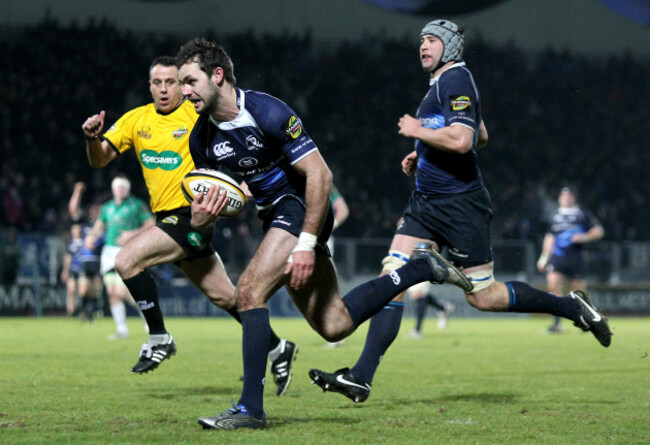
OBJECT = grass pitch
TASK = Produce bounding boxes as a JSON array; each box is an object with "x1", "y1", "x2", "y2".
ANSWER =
[{"x1": 1, "y1": 315, "x2": 649, "y2": 444}]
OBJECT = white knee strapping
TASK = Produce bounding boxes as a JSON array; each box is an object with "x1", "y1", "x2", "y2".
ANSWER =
[
  {"x1": 381, "y1": 250, "x2": 410, "y2": 271},
  {"x1": 465, "y1": 268, "x2": 495, "y2": 292}
]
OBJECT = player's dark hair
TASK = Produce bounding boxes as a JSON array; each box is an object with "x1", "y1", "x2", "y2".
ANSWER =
[
  {"x1": 150, "y1": 56, "x2": 177, "y2": 71},
  {"x1": 175, "y1": 38, "x2": 236, "y2": 85}
]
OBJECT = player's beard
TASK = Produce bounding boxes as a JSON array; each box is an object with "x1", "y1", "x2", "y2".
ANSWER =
[{"x1": 201, "y1": 83, "x2": 221, "y2": 116}]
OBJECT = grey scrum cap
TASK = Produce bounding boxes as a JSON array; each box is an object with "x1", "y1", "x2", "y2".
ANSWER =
[{"x1": 421, "y1": 19, "x2": 464, "y2": 63}]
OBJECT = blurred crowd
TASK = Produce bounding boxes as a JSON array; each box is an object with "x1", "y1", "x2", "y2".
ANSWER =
[{"x1": 1, "y1": 18, "x2": 648, "y2": 247}]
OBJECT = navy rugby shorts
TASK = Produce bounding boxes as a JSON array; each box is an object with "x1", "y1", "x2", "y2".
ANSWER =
[
  {"x1": 396, "y1": 188, "x2": 493, "y2": 269},
  {"x1": 81, "y1": 260, "x2": 100, "y2": 278},
  {"x1": 547, "y1": 252, "x2": 586, "y2": 280},
  {"x1": 156, "y1": 206, "x2": 215, "y2": 259},
  {"x1": 258, "y1": 195, "x2": 333, "y2": 257}
]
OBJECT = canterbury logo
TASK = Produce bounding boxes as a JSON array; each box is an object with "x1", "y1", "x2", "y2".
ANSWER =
[
  {"x1": 389, "y1": 271, "x2": 401, "y2": 285},
  {"x1": 212, "y1": 141, "x2": 233, "y2": 157}
]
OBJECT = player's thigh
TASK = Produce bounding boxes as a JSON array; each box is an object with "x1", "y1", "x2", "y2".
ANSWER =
[
  {"x1": 78, "y1": 277, "x2": 90, "y2": 295},
  {"x1": 569, "y1": 278, "x2": 587, "y2": 292},
  {"x1": 546, "y1": 271, "x2": 566, "y2": 295},
  {"x1": 389, "y1": 233, "x2": 435, "y2": 256},
  {"x1": 117, "y1": 226, "x2": 186, "y2": 273},
  {"x1": 66, "y1": 277, "x2": 77, "y2": 294},
  {"x1": 287, "y1": 255, "x2": 350, "y2": 339},
  {"x1": 180, "y1": 253, "x2": 235, "y2": 308},
  {"x1": 236, "y1": 228, "x2": 294, "y2": 309}
]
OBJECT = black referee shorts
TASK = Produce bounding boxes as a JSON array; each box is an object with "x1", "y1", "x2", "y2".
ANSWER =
[{"x1": 156, "y1": 206, "x2": 215, "y2": 260}]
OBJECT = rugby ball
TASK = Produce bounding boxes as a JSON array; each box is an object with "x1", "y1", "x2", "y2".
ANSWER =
[{"x1": 181, "y1": 169, "x2": 246, "y2": 217}]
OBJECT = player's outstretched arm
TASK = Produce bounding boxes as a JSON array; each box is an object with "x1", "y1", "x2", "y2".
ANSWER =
[{"x1": 68, "y1": 182, "x2": 86, "y2": 220}]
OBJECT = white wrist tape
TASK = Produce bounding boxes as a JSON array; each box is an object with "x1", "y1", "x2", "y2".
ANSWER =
[
  {"x1": 287, "y1": 232, "x2": 317, "y2": 263},
  {"x1": 293, "y1": 232, "x2": 318, "y2": 252}
]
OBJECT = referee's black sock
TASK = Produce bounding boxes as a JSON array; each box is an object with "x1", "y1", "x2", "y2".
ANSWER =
[
  {"x1": 506, "y1": 281, "x2": 581, "y2": 320},
  {"x1": 122, "y1": 271, "x2": 167, "y2": 335}
]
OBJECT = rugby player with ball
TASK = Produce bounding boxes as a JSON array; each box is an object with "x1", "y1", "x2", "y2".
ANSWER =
[{"x1": 81, "y1": 56, "x2": 298, "y2": 397}]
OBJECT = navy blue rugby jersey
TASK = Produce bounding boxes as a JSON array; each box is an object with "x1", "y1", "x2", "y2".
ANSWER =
[
  {"x1": 189, "y1": 88, "x2": 318, "y2": 209},
  {"x1": 548, "y1": 206, "x2": 599, "y2": 257},
  {"x1": 67, "y1": 237, "x2": 84, "y2": 273},
  {"x1": 414, "y1": 62, "x2": 484, "y2": 194}
]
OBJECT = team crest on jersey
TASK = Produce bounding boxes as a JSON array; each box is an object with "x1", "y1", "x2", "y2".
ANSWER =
[
  {"x1": 172, "y1": 127, "x2": 189, "y2": 140},
  {"x1": 284, "y1": 115, "x2": 303, "y2": 139},
  {"x1": 238, "y1": 157, "x2": 258, "y2": 167},
  {"x1": 162, "y1": 215, "x2": 179, "y2": 225},
  {"x1": 245, "y1": 135, "x2": 265, "y2": 150},
  {"x1": 450, "y1": 96, "x2": 471, "y2": 111},
  {"x1": 137, "y1": 126, "x2": 152, "y2": 139}
]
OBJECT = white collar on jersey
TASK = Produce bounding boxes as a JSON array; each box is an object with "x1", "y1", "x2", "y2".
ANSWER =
[
  {"x1": 558, "y1": 205, "x2": 581, "y2": 215},
  {"x1": 208, "y1": 89, "x2": 256, "y2": 130},
  {"x1": 429, "y1": 61, "x2": 466, "y2": 86}
]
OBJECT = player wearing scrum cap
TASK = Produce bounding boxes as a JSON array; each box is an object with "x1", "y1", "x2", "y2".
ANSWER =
[
  {"x1": 81, "y1": 57, "x2": 297, "y2": 392},
  {"x1": 309, "y1": 19, "x2": 612, "y2": 404},
  {"x1": 85, "y1": 175, "x2": 154, "y2": 339},
  {"x1": 176, "y1": 37, "x2": 471, "y2": 430}
]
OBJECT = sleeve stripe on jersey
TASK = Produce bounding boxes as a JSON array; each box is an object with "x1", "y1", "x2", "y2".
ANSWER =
[
  {"x1": 449, "y1": 122, "x2": 476, "y2": 132},
  {"x1": 289, "y1": 147, "x2": 318, "y2": 165},
  {"x1": 103, "y1": 137, "x2": 121, "y2": 156}
]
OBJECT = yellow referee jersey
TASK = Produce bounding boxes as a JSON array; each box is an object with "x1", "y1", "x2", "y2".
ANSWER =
[{"x1": 103, "y1": 100, "x2": 198, "y2": 213}]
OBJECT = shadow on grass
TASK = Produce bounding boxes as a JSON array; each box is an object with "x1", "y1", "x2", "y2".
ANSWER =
[
  {"x1": 269, "y1": 416, "x2": 362, "y2": 428},
  {"x1": 389, "y1": 392, "x2": 519, "y2": 406},
  {"x1": 145, "y1": 386, "x2": 241, "y2": 399},
  {"x1": 437, "y1": 392, "x2": 519, "y2": 404}
]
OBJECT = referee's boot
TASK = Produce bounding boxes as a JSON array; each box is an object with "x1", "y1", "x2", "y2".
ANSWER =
[
  {"x1": 131, "y1": 334, "x2": 177, "y2": 374},
  {"x1": 410, "y1": 241, "x2": 473, "y2": 292},
  {"x1": 269, "y1": 339, "x2": 298, "y2": 396}
]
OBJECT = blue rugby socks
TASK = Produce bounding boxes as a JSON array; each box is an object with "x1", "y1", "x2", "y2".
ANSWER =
[
  {"x1": 226, "y1": 305, "x2": 280, "y2": 351},
  {"x1": 352, "y1": 302, "x2": 404, "y2": 385},
  {"x1": 238, "y1": 308, "x2": 270, "y2": 420},
  {"x1": 414, "y1": 297, "x2": 427, "y2": 332},
  {"x1": 506, "y1": 281, "x2": 581, "y2": 320},
  {"x1": 342, "y1": 260, "x2": 432, "y2": 327}
]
